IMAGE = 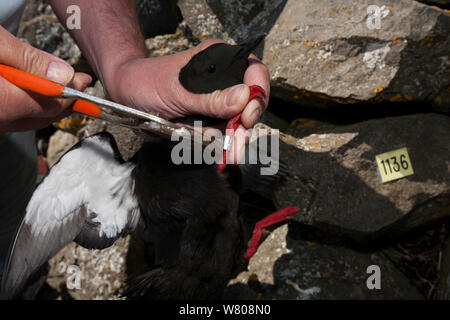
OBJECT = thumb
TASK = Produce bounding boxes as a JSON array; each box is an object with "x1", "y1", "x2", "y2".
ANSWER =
[
  {"x1": 0, "y1": 26, "x2": 74, "y2": 85},
  {"x1": 191, "y1": 84, "x2": 250, "y2": 119}
]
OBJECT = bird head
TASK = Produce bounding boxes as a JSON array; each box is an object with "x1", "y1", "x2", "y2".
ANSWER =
[{"x1": 179, "y1": 34, "x2": 266, "y2": 94}]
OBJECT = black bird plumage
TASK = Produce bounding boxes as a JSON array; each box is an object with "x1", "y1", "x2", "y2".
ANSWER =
[
  {"x1": 0, "y1": 34, "x2": 278, "y2": 300},
  {"x1": 179, "y1": 35, "x2": 265, "y2": 93},
  {"x1": 125, "y1": 139, "x2": 243, "y2": 299}
]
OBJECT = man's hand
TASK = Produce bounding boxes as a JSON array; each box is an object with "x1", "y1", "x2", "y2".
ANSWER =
[
  {"x1": 0, "y1": 26, "x2": 91, "y2": 134},
  {"x1": 50, "y1": 0, "x2": 270, "y2": 162},
  {"x1": 105, "y1": 40, "x2": 269, "y2": 126},
  {"x1": 104, "y1": 40, "x2": 270, "y2": 162}
]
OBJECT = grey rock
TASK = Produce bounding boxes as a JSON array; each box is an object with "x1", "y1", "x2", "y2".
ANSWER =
[
  {"x1": 18, "y1": 1, "x2": 81, "y2": 65},
  {"x1": 84, "y1": 80, "x2": 106, "y2": 100},
  {"x1": 76, "y1": 119, "x2": 107, "y2": 139},
  {"x1": 46, "y1": 238, "x2": 129, "y2": 300},
  {"x1": 180, "y1": 0, "x2": 450, "y2": 111},
  {"x1": 178, "y1": 0, "x2": 234, "y2": 43},
  {"x1": 228, "y1": 225, "x2": 424, "y2": 299},
  {"x1": 274, "y1": 114, "x2": 450, "y2": 243},
  {"x1": 145, "y1": 23, "x2": 195, "y2": 57},
  {"x1": 106, "y1": 126, "x2": 144, "y2": 161},
  {"x1": 18, "y1": 0, "x2": 49, "y2": 25}
]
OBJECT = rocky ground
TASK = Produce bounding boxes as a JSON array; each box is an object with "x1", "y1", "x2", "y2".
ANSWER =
[{"x1": 14, "y1": 0, "x2": 450, "y2": 299}]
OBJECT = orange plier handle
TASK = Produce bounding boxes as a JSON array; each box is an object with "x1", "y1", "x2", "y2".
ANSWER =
[{"x1": 0, "y1": 64, "x2": 100, "y2": 117}]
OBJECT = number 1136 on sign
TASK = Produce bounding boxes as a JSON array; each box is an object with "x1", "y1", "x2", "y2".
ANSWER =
[{"x1": 375, "y1": 147, "x2": 414, "y2": 183}]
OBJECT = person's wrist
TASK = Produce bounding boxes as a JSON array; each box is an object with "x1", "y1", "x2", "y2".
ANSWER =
[
  {"x1": 101, "y1": 57, "x2": 137, "y2": 104},
  {"x1": 97, "y1": 45, "x2": 147, "y2": 98}
]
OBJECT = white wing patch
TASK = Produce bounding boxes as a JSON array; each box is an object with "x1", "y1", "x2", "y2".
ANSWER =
[
  {"x1": 25, "y1": 135, "x2": 137, "y2": 239},
  {"x1": 1, "y1": 134, "x2": 141, "y2": 299}
]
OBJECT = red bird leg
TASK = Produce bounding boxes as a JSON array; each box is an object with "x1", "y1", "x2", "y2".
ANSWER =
[
  {"x1": 248, "y1": 85, "x2": 267, "y2": 103},
  {"x1": 244, "y1": 206, "x2": 299, "y2": 259},
  {"x1": 217, "y1": 85, "x2": 267, "y2": 172}
]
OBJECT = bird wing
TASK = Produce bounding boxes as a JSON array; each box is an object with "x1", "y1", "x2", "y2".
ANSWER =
[{"x1": 0, "y1": 133, "x2": 140, "y2": 299}]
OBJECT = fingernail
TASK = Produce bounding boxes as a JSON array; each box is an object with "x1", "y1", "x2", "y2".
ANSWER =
[
  {"x1": 46, "y1": 61, "x2": 74, "y2": 84},
  {"x1": 248, "y1": 99, "x2": 263, "y2": 124},
  {"x1": 226, "y1": 84, "x2": 247, "y2": 107}
]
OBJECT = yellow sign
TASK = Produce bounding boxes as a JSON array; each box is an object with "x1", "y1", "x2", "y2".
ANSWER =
[{"x1": 375, "y1": 147, "x2": 414, "y2": 183}]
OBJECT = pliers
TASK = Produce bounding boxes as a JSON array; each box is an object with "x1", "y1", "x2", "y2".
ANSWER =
[
  {"x1": 0, "y1": 64, "x2": 267, "y2": 153},
  {"x1": 0, "y1": 64, "x2": 213, "y2": 145}
]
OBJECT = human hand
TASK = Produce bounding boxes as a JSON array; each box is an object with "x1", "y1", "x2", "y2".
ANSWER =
[
  {"x1": 0, "y1": 26, "x2": 92, "y2": 133},
  {"x1": 103, "y1": 39, "x2": 270, "y2": 163}
]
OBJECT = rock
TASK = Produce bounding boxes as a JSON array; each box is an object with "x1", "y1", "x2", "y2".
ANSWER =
[
  {"x1": 76, "y1": 119, "x2": 107, "y2": 139},
  {"x1": 285, "y1": 118, "x2": 336, "y2": 138},
  {"x1": 18, "y1": 0, "x2": 48, "y2": 25},
  {"x1": 46, "y1": 130, "x2": 79, "y2": 168},
  {"x1": 258, "y1": 110, "x2": 290, "y2": 132},
  {"x1": 437, "y1": 236, "x2": 450, "y2": 299},
  {"x1": 46, "y1": 237, "x2": 129, "y2": 300},
  {"x1": 178, "y1": 0, "x2": 234, "y2": 42},
  {"x1": 145, "y1": 24, "x2": 195, "y2": 57},
  {"x1": 274, "y1": 113, "x2": 450, "y2": 243},
  {"x1": 136, "y1": 0, "x2": 181, "y2": 38},
  {"x1": 227, "y1": 225, "x2": 424, "y2": 299},
  {"x1": 106, "y1": 126, "x2": 144, "y2": 161},
  {"x1": 179, "y1": 0, "x2": 450, "y2": 111},
  {"x1": 84, "y1": 80, "x2": 106, "y2": 99},
  {"x1": 18, "y1": 1, "x2": 81, "y2": 65},
  {"x1": 381, "y1": 222, "x2": 449, "y2": 299}
]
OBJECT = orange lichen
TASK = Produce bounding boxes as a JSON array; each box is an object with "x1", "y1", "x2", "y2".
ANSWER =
[
  {"x1": 374, "y1": 87, "x2": 383, "y2": 94},
  {"x1": 302, "y1": 41, "x2": 320, "y2": 47},
  {"x1": 419, "y1": 34, "x2": 435, "y2": 47},
  {"x1": 389, "y1": 93, "x2": 412, "y2": 102},
  {"x1": 391, "y1": 37, "x2": 402, "y2": 45}
]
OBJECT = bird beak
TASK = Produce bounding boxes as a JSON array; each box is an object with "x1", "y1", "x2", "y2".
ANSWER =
[{"x1": 236, "y1": 33, "x2": 266, "y2": 58}]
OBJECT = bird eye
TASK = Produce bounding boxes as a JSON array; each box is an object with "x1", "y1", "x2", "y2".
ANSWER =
[{"x1": 207, "y1": 65, "x2": 216, "y2": 73}]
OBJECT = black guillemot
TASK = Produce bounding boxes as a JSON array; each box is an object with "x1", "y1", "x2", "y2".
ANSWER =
[{"x1": 0, "y1": 35, "x2": 296, "y2": 299}]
